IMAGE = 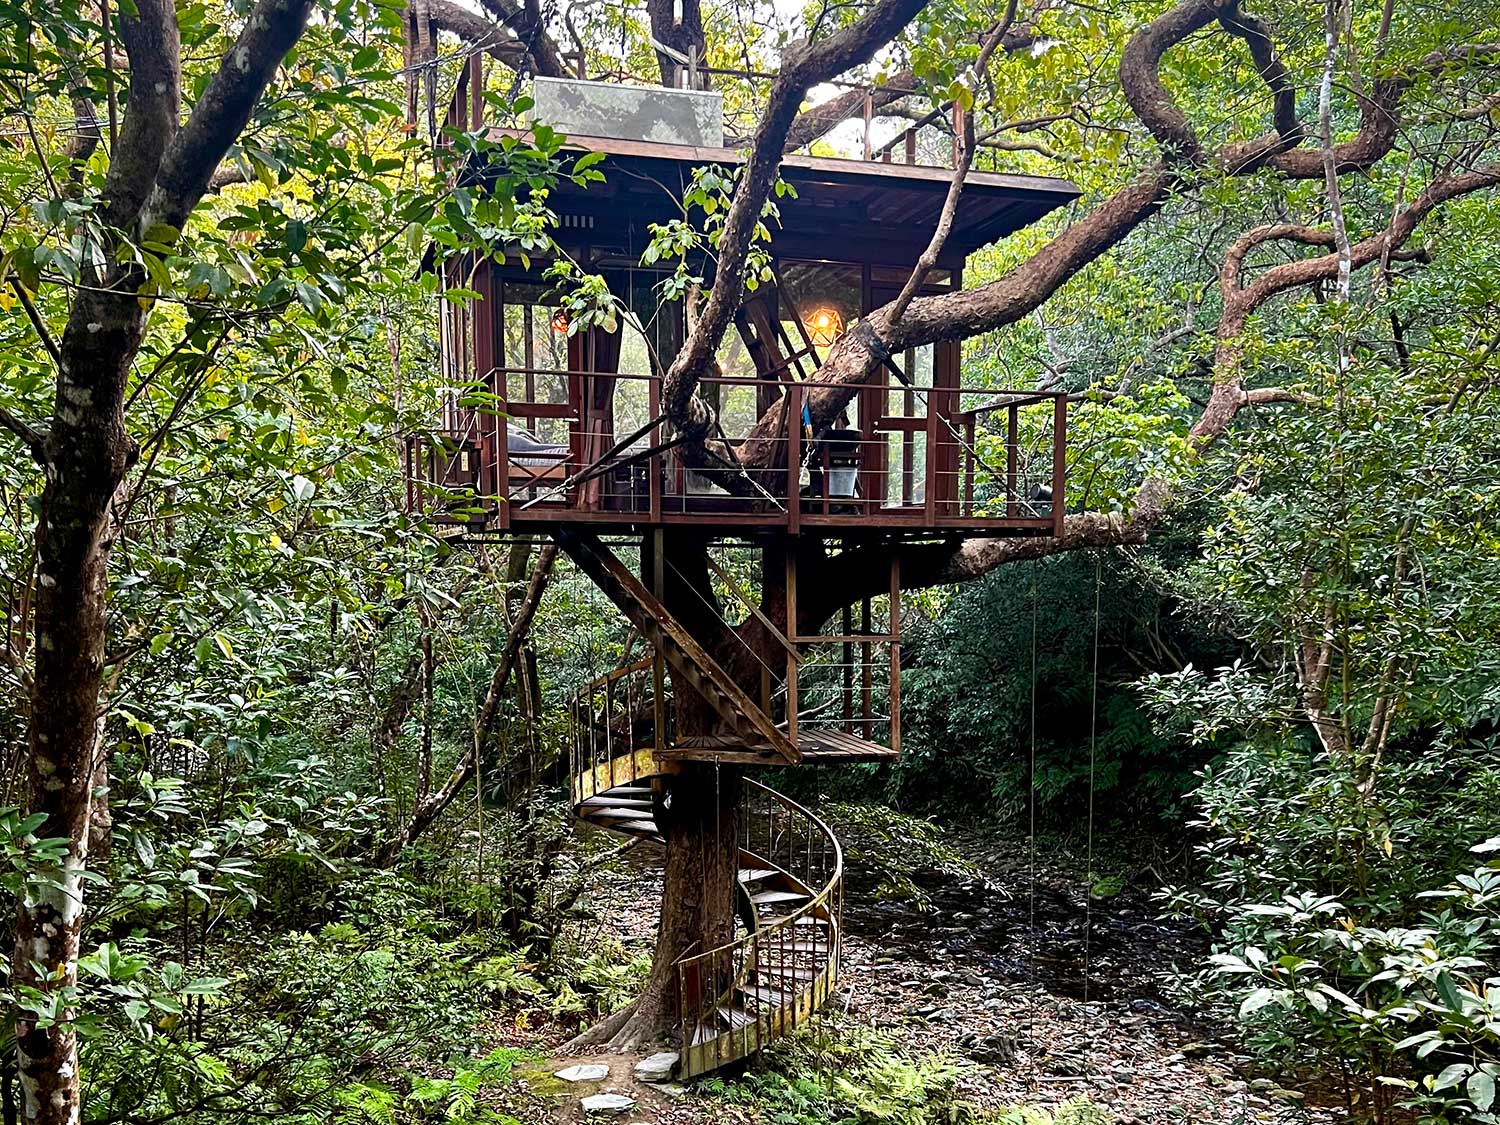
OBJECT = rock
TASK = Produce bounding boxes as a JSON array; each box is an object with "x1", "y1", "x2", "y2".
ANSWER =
[
  {"x1": 1269, "y1": 1088, "x2": 1306, "y2": 1102},
  {"x1": 580, "y1": 1093, "x2": 636, "y2": 1114},
  {"x1": 555, "y1": 1064, "x2": 610, "y2": 1083},
  {"x1": 633, "y1": 1052, "x2": 679, "y2": 1083}
]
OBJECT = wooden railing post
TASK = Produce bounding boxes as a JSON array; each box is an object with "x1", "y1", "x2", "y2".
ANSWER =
[
  {"x1": 787, "y1": 384, "x2": 802, "y2": 536},
  {"x1": 1006, "y1": 403, "x2": 1018, "y2": 520},
  {"x1": 1052, "y1": 393, "x2": 1067, "y2": 537}
]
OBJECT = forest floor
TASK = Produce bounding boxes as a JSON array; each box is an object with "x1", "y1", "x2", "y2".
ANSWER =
[{"x1": 504, "y1": 822, "x2": 1345, "y2": 1125}]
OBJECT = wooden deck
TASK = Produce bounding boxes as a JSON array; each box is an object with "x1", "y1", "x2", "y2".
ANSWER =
[{"x1": 663, "y1": 729, "x2": 899, "y2": 764}]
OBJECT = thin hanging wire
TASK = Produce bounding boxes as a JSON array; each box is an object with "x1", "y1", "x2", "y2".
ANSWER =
[
  {"x1": 1026, "y1": 557, "x2": 1039, "y2": 1091},
  {"x1": 1082, "y1": 554, "x2": 1101, "y2": 1007}
]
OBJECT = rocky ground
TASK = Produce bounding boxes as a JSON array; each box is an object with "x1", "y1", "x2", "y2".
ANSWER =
[{"x1": 511, "y1": 823, "x2": 1346, "y2": 1124}]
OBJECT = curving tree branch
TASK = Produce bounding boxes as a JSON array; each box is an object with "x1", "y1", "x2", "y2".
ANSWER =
[{"x1": 660, "y1": 0, "x2": 934, "y2": 435}]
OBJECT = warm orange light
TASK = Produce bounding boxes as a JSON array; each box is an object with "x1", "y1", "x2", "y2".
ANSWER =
[
  {"x1": 804, "y1": 306, "x2": 844, "y2": 347},
  {"x1": 550, "y1": 308, "x2": 570, "y2": 334}
]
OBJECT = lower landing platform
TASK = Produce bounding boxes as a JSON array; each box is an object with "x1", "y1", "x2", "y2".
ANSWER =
[{"x1": 661, "y1": 729, "x2": 897, "y2": 765}]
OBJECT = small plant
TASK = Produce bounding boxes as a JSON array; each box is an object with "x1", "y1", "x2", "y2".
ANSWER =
[
  {"x1": 407, "y1": 1048, "x2": 537, "y2": 1123},
  {"x1": 707, "y1": 1020, "x2": 976, "y2": 1124}
]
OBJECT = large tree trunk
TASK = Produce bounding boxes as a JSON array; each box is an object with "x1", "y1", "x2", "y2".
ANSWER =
[
  {"x1": 14, "y1": 295, "x2": 139, "y2": 1125},
  {"x1": 583, "y1": 764, "x2": 742, "y2": 1050},
  {"x1": 571, "y1": 532, "x2": 746, "y2": 1050}
]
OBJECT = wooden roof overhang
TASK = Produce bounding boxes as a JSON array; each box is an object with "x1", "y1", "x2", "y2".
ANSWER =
[{"x1": 482, "y1": 129, "x2": 1081, "y2": 270}]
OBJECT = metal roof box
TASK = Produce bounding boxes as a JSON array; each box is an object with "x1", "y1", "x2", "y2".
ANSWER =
[{"x1": 532, "y1": 76, "x2": 723, "y2": 148}]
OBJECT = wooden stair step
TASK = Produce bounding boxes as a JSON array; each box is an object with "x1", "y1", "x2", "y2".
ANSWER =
[
  {"x1": 737, "y1": 983, "x2": 794, "y2": 1005},
  {"x1": 603, "y1": 817, "x2": 662, "y2": 835},
  {"x1": 758, "y1": 914, "x2": 833, "y2": 929},
  {"x1": 753, "y1": 963, "x2": 818, "y2": 982},
  {"x1": 717, "y1": 1004, "x2": 756, "y2": 1029},
  {"x1": 581, "y1": 796, "x2": 655, "y2": 810},
  {"x1": 583, "y1": 806, "x2": 656, "y2": 820},
  {"x1": 751, "y1": 889, "x2": 809, "y2": 906},
  {"x1": 751, "y1": 940, "x2": 829, "y2": 954},
  {"x1": 736, "y1": 868, "x2": 778, "y2": 883}
]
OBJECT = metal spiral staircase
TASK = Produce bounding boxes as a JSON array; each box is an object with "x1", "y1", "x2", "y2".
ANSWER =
[{"x1": 568, "y1": 657, "x2": 845, "y2": 1078}]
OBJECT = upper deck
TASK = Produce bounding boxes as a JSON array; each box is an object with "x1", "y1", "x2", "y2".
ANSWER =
[{"x1": 420, "y1": 67, "x2": 1076, "y2": 540}]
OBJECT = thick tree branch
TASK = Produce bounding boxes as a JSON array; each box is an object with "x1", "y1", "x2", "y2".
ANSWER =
[
  {"x1": 647, "y1": 0, "x2": 707, "y2": 86},
  {"x1": 661, "y1": 0, "x2": 934, "y2": 435},
  {"x1": 0, "y1": 406, "x2": 46, "y2": 458},
  {"x1": 782, "y1": 70, "x2": 918, "y2": 151},
  {"x1": 427, "y1": 0, "x2": 531, "y2": 67},
  {"x1": 102, "y1": 0, "x2": 181, "y2": 230},
  {"x1": 886, "y1": 6, "x2": 1015, "y2": 324},
  {"x1": 140, "y1": 0, "x2": 317, "y2": 236},
  {"x1": 479, "y1": 0, "x2": 568, "y2": 77},
  {"x1": 909, "y1": 164, "x2": 1500, "y2": 591},
  {"x1": 1119, "y1": 0, "x2": 1226, "y2": 164}
]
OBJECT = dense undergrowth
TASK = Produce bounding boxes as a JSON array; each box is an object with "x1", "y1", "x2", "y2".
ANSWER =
[{"x1": 702, "y1": 1023, "x2": 1108, "y2": 1125}]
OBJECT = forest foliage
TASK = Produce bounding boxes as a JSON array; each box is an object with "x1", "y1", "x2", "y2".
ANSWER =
[{"x1": 2, "y1": 0, "x2": 1500, "y2": 1121}]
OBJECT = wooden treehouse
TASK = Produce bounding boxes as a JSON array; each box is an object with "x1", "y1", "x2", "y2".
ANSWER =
[{"x1": 420, "y1": 66, "x2": 1079, "y2": 1076}]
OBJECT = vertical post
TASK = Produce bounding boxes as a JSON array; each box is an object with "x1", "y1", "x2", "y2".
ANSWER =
[
  {"x1": 904, "y1": 128, "x2": 916, "y2": 165},
  {"x1": 652, "y1": 530, "x2": 667, "y2": 753},
  {"x1": 862, "y1": 90, "x2": 874, "y2": 161},
  {"x1": 1006, "y1": 402, "x2": 1018, "y2": 520},
  {"x1": 860, "y1": 597, "x2": 872, "y2": 735},
  {"x1": 963, "y1": 414, "x2": 976, "y2": 516},
  {"x1": 468, "y1": 52, "x2": 483, "y2": 131},
  {"x1": 787, "y1": 384, "x2": 802, "y2": 536},
  {"x1": 648, "y1": 376, "x2": 662, "y2": 521},
  {"x1": 841, "y1": 604, "x2": 853, "y2": 735},
  {"x1": 888, "y1": 554, "x2": 901, "y2": 754},
  {"x1": 784, "y1": 549, "x2": 798, "y2": 747},
  {"x1": 1052, "y1": 393, "x2": 1067, "y2": 537},
  {"x1": 951, "y1": 101, "x2": 965, "y2": 169},
  {"x1": 923, "y1": 385, "x2": 938, "y2": 527},
  {"x1": 605, "y1": 677, "x2": 616, "y2": 788}
]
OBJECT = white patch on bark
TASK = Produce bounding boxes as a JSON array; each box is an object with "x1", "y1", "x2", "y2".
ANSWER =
[
  {"x1": 39, "y1": 572, "x2": 57, "y2": 587},
  {"x1": 236, "y1": 46, "x2": 251, "y2": 70}
]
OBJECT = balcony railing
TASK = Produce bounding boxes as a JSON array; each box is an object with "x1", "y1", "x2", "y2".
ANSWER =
[{"x1": 414, "y1": 369, "x2": 1066, "y2": 536}]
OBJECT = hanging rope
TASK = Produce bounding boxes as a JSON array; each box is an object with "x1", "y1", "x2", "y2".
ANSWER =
[
  {"x1": 1082, "y1": 554, "x2": 1102, "y2": 1007},
  {"x1": 1026, "y1": 555, "x2": 1039, "y2": 1092}
]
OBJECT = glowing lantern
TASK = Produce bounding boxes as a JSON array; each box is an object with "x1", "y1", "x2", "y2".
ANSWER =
[{"x1": 804, "y1": 306, "x2": 844, "y2": 347}]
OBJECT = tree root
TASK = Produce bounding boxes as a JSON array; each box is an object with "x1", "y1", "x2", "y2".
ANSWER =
[{"x1": 563, "y1": 972, "x2": 678, "y2": 1054}]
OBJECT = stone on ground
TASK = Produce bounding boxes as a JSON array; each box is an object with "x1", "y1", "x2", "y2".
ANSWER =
[
  {"x1": 555, "y1": 1063, "x2": 610, "y2": 1083},
  {"x1": 580, "y1": 1092, "x2": 637, "y2": 1114},
  {"x1": 632, "y1": 1051, "x2": 679, "y2": 1083}
]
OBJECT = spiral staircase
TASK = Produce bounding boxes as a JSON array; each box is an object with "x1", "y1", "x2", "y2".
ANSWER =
[{"x1": 568, "y1": 656, "x2": 847, "y2": 1078}]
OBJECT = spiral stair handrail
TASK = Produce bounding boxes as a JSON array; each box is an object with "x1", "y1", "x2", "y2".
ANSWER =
[{"x1": 568, "y1": 660, "x2": 845, "y2": 1078}]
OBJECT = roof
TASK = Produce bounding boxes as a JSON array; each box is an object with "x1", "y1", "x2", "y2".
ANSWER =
[{"x1": 484, "y1": 129, "x2": 1081, "y2": 266}]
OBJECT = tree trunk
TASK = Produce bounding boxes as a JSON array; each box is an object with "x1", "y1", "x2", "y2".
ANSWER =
[
  {"x1": 571, "y1": 532, "x2": 747, "y2": 1049},
  {"x1": 15, "y1": 298, "x2": 139, "y2": 1125},
  {"x1": 575, "y1": 763, "x2": 742, "y2": 1050}
]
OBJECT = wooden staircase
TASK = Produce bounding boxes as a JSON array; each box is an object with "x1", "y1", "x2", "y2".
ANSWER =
[
  {"x1": 556, "y1": 530, "x2": 799, "y2": 764},
  {"x1": 568, "y1": 661, "x2": 845, "y2": 1078}
]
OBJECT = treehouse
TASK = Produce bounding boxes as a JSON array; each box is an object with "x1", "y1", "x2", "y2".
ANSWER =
[{"x1": 418, "y1": 63, "x2": 1081, "y2": 1076}]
